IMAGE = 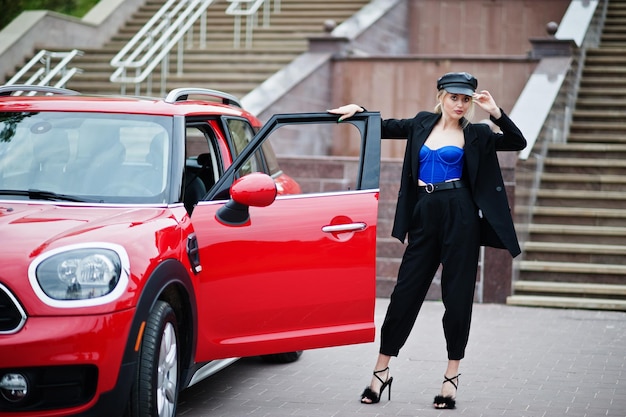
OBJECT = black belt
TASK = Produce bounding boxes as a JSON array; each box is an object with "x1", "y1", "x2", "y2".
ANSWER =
[{"x1": 418, "y1": 180, "x2": 467, "y2": 193}]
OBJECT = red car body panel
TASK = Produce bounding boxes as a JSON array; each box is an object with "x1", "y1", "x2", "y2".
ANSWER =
[
  {"x1": 2, "y1": 310, "x2": 134, "y2": 389},
  {"x1": 192, "y1": 191, "x2": 378, "y2": 361}
]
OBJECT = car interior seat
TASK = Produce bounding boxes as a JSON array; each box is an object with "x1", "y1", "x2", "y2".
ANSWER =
[
  {"x1": 30, "y1": 129, "x2": 71, "y2": 191},
  {"x1": 183, "y1": 153, "x2": 215, "y2": 214},
  {"x1": 143, "y1": 132, "x2": 167, "y2": 195},
  {"x1": 73, "y1": 123, "x2": 126, "y2": 194},
  {"x1": 183, "y1": 173, "x2": 206, "y2": 215}
]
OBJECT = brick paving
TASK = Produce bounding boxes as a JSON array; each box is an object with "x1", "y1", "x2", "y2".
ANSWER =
[{"x1": 177, "y1": 298, "x2": 626, "y2": 417}]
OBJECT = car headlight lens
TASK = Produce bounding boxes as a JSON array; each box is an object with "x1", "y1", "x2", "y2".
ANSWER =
[
  {"x1": 37, "y1": 249, "x2": 121, "y2": 300},
  {"x1": 29, "y1": 243, "x2": 129, "y2": 307}
]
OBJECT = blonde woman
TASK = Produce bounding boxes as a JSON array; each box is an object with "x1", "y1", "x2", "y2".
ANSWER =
[{"x1": 329, "y1": 72, "x2": 526, "y2": 410}]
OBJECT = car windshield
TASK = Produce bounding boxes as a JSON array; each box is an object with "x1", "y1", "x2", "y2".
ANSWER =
[{"x1": 0, "y1": 111, "x2": 173, "y2": 204}]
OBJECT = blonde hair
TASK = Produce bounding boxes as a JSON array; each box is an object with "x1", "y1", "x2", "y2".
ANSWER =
[{"x1": 434, "y1": 90, "x2": 475, "y2": 129}]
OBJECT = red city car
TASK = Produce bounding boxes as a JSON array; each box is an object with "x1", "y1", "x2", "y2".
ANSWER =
[{"x1": 0, "y1": 85, "x2": 381, "y2": 417}]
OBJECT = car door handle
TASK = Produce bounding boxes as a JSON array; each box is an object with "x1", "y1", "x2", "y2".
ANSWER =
[{"x1": 321, "y1": 222, "x2": 367, "y2": 233}]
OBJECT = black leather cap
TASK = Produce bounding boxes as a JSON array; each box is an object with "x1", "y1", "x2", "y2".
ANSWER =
[{"x1": 436, "y1": 72, "x2": 477, "y2": 96}]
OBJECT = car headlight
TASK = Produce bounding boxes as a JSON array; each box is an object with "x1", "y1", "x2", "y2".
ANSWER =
[{"x1": 28, "y1": 243, "x2": 130, "y2": 308}]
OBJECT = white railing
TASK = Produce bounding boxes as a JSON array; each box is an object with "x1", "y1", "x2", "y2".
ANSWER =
[
  {"x1": 109, "y1": 0, "x2": 280, "y2": 95},
  {"x1": 226, "y1": 0, "x2": 281, "y2": 48},
  {"x1": 109, "y1": 0, "x2": 215, "y2": 96},
  {"x1": 6, "y1": 49, "x2": 83, "y2": 95}
]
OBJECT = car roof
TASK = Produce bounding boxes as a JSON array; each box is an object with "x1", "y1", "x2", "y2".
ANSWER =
[{"x1": 0, "y1": 86, "x2": 255, "y2": 119}]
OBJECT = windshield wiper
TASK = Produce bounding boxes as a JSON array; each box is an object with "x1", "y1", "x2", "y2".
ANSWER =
[
  {"x1": 28, "y1": 189, "x2": 92, "y2": 202},
  {"x1": 0, "y1": 189, "x2": 99, "y2": 203}
]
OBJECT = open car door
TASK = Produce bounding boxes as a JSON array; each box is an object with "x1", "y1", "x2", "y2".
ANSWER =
[{"x1": 191, "y1": 112, "x2": 381, "y2": 361}]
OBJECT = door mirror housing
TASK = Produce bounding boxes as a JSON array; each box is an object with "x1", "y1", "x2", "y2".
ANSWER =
[{"x1": 216, "y1": 173, "x2": 277, "y2": 225}]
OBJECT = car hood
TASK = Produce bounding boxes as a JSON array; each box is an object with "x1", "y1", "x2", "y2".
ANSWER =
[{"x1": 0, "y1": 202, "x2": 179, "y2": 258}]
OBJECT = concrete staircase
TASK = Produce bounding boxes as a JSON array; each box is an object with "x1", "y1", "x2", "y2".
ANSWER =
[
  {"x1": 508, "y1": 0, "x2": 626, "y2": 311},
  {"x1": 62, "y1": 0, "x2": 369, "y2": 97}
]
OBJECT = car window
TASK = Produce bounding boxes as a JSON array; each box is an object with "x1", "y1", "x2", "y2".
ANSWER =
[
  {"x1": 259, "y1": 123, "x2": 360, "y2": 194},
  {"x1": 185, "y1": 125, "x2": 221, "y2": 190},
  {"x1": 260, "y1": 140, "x2": 281, "y2": 176},
  {"x1": 225, "y1": 118, "x2": 265, "y2": 177},
  {"x1": 0, "y1": 112, "x2": 171, "y2": 202},
  {"x1": 118, "y1": 124, "x2": 170, "y2": 195},
  {"x1": 226, "y1": 118, "x2": 253, "y2": 156},
  {"x1": 215, "y1": 116, "x2": 373, "y2": 198}
]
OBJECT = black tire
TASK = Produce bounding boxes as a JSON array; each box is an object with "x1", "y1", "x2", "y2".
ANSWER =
[
  {"x1": 130, "y1": 301, "x2": 180, "y2": 417},
  {"x1": 260, "y1": 351, "x2": 303, "y2": 364}
]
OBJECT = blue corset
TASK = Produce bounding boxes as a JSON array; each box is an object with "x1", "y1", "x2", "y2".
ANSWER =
[{"x1": 419, "y1": 145, "x2": 464, "y2": 183}]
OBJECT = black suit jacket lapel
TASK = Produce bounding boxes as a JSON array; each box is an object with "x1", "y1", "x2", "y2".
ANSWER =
[{"x1": 463, "y1": 125, "x2": 480, "y2": 189}]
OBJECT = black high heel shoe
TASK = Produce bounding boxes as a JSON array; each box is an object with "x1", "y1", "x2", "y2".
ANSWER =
[
  {"x1": 360, "y1": 367, "x2": 393, "y2": 404},
  {"x1": 433, "y1": 373, "x2": 460, "y2": 409}
]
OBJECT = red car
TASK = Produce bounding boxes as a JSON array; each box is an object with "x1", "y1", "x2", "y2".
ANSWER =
[{"x1": 0, "y1": 85, "x2": 381, "y2": 417}]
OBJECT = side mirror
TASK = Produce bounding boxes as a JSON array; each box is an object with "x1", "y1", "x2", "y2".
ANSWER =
[{"x1": 216, "y1": 172, "x2": 277, "y2": 226}]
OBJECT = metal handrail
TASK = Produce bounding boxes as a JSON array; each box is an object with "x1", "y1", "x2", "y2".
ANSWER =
[
  {"x1": 6, "y1": 49, "x2": 83, "y2": 96},
  {"x1": 109, "y1": 0, "x2": 280, "y2": 95},
  {"x1": 109, "y1": 0, "x2": 215, "y2": 96},
  {"x1": 226, "y1": 0, "x2": 281, "y2": 48}
]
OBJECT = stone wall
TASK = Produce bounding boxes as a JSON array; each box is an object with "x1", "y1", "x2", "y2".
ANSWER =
[{"x1": 409, "y1": 0, "x2": 570, "y2": 56}]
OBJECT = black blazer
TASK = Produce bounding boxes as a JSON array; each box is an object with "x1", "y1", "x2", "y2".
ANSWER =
[{"x1": 381, "y1": 110, "x2": 527, "y2": 258}]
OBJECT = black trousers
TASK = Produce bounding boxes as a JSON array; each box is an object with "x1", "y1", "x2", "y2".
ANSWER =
[{"x1": 380, "y1": 187, "x2": 481, "y2": 360}]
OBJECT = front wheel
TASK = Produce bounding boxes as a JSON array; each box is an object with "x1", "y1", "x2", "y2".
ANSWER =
[{"x1": 130, "y1": 300, "x2": 180, "y2": 417}]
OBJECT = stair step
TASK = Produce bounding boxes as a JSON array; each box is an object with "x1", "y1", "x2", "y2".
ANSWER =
[
  {"x1": 519, "y1": 260, "x2": 626, "y2": 275},
  {"x1": 65, "y1": 81, "x2": 257, "y2": 94},
  {"x1": 513, "y1": 280, "x2": 626, "y2": 296},
  {"x1": 75, "y1": 68, "x2": 279, "y2": 79},
  {"x1": 586, "y1": 48, "x2": 626, "y2": 56},
  {"x1": 544, "y1": 157, "x2": 626, "y2": 166},
  {"x1": 107, "y1": 40, "x2": 308, "y2": 49},
  {"x1": 535, "y1": 186, "x2": 626, "y2": 198},
  {"x1": 602, "y1": 34, "x2": 626, "y2": 41},
  {"x1": 567, "y1": 132, "x2": 626, "y2": 143},
  {"x1": 570, "y1": 120, "x2": 626, "y2": 130},
  {"x1": 110, "y1": 36, "x2": 311, "y2": 45},
  {"x1": 506, "y1": 295, "x2": 626, "y2": 311},
  {"x1": 572, "y1": 121, "x2": 626, "y2": 129},
  {"x1": 544, "y1": 143, "x2": 626, "y2": 160},
  {"x1": 523, "y1": 241, "x2": 626, "y2": 255},
  {"x1": 539, "y1": 172, "x2": 626, "y2": 185},
  {"x1": 527, "y1": 223, "x2": 626, "y2": 237},
  {"x1": 77, "y1": 51, "x2": 302, "y2": 61},
  {"x1": 577, "y1": 87, "x2": 626, "y2": 97},
  {"x1": 573, "y1": 109, "x2": 626, "y2": 119},
  {"x1": 576, "y1": 98, "x2": 626, "y2": 108},
  {"x1": 584, "y1": 56, "x2": 626, "y2": 64},
  {"x1": 75, "y1": 62, "x2": 290, "y2": 73},
  {"x1": 521, "y1": 240, "x2": 626, "y2": 263},
  {"x1": 583, "y1": 65, "x2": 626, "y2": 74},
  {"x1": 542, "y1": 157, "x2": 626, "y2": 176},
  {"x1": 529, "y1": 206, "x2": 626, "y2": 221},
  {"x1": 580, "y1": 75, "x2": 626, "y2": 83}
]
